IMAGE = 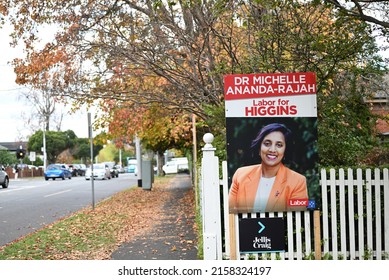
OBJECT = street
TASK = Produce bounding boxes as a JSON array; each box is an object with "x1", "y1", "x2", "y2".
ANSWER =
[{"x1": 0, "y1": 173, "x2": 138, "y2": 247}]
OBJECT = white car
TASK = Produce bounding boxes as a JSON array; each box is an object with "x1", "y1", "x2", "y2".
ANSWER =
[
  {"x1": 0, "y1": 165, "x2": 9, "y2": 188},
  {"x1": 115, "y1": 164, "x2": 125, "y2": 173},
  {"x1": 162, "y1": 161, "x2": 178, "y2": 174},
  {"x1": 162, "y1": 157, "x2": 189, "y2": 175},
  {"x1": 85, "y1": 164, "x2": 112, "y2": 180}
]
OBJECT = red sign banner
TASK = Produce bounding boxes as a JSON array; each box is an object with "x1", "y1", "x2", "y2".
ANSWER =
[{"x1": 224, "y1": 72, "x2": 316, "y2": 100}]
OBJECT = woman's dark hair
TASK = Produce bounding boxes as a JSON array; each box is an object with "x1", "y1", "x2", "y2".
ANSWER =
[{"x1": 250, "y1": 123, "x2": 293, "y2": 161}]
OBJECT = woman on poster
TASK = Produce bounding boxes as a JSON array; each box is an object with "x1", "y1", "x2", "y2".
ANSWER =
[{"x1": 228, "y1": 123, "x2": 308, "y2": 213}]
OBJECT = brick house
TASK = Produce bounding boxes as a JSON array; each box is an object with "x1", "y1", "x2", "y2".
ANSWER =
[{"x1": 366, "y1": 73, "x2": 389, "y2": 143}]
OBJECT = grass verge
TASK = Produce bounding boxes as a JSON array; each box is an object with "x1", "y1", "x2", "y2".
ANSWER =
[{"x1": 0, "y1": 176, "x2": 189, "y2": 260}]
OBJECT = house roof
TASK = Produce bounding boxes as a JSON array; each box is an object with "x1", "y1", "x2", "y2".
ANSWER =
[{"x1": 0, "y1": 142, "x2": 28, "y2": 151}]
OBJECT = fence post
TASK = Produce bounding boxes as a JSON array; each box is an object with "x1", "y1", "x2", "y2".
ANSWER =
[
  {"x1": 201, "y1": 133, "x2": 222, "y2": 260},
  {"x1": 314, "y1": 210, "x2": 322, "y2": 260}
]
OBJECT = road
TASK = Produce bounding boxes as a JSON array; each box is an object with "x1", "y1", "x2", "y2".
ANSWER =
[{"x1": 0, "y1": 173, "x2": 138, "y2": 247}]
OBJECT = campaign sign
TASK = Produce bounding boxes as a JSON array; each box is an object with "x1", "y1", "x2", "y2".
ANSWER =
[
  {"x1": 224, "y1": 72, "x2": 317, "y2": 118},
  {"x1": 225, "y1": 72, "x2": 320, "y2": 213},
  {"x1": 239, "y1": 217, "x2": 285, "y2": 253}
]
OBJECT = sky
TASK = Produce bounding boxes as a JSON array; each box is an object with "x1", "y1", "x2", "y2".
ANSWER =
[{"x1": 0, "y1": 23, "x2": 94, "y2": 143}]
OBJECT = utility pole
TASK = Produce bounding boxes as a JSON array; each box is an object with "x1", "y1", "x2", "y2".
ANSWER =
[
  {"x1": 42, "y1": 124, "x2": 47, "y2": 171},
  {"x1": 135, "y1": 135, "x2": 142, "y2": 187}
]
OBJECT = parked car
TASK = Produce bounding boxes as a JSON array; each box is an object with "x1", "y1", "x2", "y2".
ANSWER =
[
  {"x1": 69, "y1": 164, "x2": 86, "y2": 176},
  {"x1": 44, "y1": 164, "x2": 72, "y2": 181},
  {"x1": 127, "y1": 164, "x2": 137, "y2": 175},
  {"x1": 103, "y1": 162, "x2": 119, "y2": 178},
  {"x1": 162, "y1": 157, "x2": 189, "y2": 175},
  {"x1": 0, "y1": 165, "x2": 9, "y2": 188},
  {"x1": 68, "y1": 164, "x2": 79, "y2": 176},
  {"x1": 78, "y1": 164, "x2": 87, "y2": 175},
  {"x1": 27, "y1": 165, "x2": 39, "y2": 170},
  {"x1": 171, "y1": 157, "x2": 189, "y2": 173},
  {"x1": 162, "y1": 161, "x2": 178, "y2": 175},
  {"x1": 115, "y1": 164, "x2": 125, "y2": 173},
  {"x1": 85, "y1": 164, "x2": 112, "y2": 180},
  {"x1": 17, "y1": 163, "x2": 28, "y2": 168}
]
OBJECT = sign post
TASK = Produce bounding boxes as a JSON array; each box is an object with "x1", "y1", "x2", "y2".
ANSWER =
[
  {"x1": 201, "y1": 133, "x2": 222, "y2": 260},
  {"x1": 29, "y1": 152, "x2": 36, "y2": 177},
  {"x1": 88, "y1": 112, "x2": 95, "y2": 210}
]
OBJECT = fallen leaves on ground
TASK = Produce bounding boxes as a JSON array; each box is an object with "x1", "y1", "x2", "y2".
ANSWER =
[{"x1": 0, "y1": 176, "x2": 197, "y2": 260}]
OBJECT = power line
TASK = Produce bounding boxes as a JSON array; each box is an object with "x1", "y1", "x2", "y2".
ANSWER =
[{"x1": 0, "y1": 87, "x2": 26, "y2": 92}]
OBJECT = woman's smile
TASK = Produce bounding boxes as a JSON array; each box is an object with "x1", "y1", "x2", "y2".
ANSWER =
[{"x1": 266, "y1": 154, "x2": 278, "y2": 160}]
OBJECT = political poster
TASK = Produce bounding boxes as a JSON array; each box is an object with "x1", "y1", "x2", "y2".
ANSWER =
[{"x1": 225, "y1": 72, "x2": 319, "y2": 214}]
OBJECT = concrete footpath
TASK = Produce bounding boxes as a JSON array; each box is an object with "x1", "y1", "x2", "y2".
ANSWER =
[{"x1": 111, "y1": 174, "x2": 199, "y2": 260}]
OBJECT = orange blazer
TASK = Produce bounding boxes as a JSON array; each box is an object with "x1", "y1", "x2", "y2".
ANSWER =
[{"x1": 228, "y1": 163, "x2": 308, "y2": 213}]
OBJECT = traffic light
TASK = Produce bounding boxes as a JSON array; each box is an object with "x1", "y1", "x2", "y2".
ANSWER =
[{"x1": 16, "y1": 148, "x2": 26, "y2": 159}]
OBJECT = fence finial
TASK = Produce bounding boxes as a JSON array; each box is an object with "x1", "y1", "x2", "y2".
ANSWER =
[{"x1": 203, "y1": 133, "x2": 214, "y2": 149}]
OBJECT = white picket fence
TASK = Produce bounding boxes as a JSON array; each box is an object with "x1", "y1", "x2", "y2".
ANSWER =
[
  {"x1": 223, "y1": 167, "x2": 389, "y2": 260},
  {"x1": 200, "y1": 134, "x2": 389, "y2": 260}
]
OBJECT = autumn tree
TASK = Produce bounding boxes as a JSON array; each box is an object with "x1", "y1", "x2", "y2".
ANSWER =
[
  {"x1": 107, "y1": 102, "x2": 192, "y2": 174},
  {"x1": 3, "y1": 1, "x2": 232, "y2": 119},
  {"x1": 1, "y1": 0, "x2": 387, "y2": 165}
]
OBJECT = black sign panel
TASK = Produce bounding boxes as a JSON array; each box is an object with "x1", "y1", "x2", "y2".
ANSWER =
[{"x1": 239, "y1": 217, "x2": 285, "y2": 253}]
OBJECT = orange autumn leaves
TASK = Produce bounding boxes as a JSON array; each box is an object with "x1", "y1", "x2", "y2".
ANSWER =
[{"x1": 107, "y1": 102, "x2": 192, "y2": 150}]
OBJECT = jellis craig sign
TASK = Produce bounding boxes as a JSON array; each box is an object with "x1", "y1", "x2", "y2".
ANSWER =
[{"x1": 239, "y1": 217, "x2": 285, "y2": 253}]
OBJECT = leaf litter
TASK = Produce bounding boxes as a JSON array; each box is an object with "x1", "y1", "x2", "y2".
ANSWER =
[{"x1": 0, "y1": 176, "x2": 197, "y2": 260}]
